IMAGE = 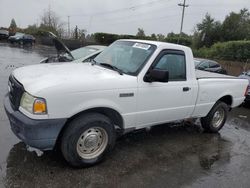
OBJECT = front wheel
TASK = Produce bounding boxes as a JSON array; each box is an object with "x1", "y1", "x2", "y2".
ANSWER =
[
  {"x1": 61, "y1": 113, "x2": 116, "y2": 167},
  {"x1": 201, "y1": 102, "x2": 229, "y2": 133}
]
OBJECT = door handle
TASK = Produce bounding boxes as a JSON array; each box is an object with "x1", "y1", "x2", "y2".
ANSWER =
[{"x1": 183, "y1": 87, "x2": 191, "y2": 92}]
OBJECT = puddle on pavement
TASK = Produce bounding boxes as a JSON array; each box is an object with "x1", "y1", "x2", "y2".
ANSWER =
[{"x1": 0, "y1": 42, "x2": 56, "y2": 187}]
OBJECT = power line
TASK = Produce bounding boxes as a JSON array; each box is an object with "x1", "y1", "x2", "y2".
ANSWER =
[
  {"x1": 191, "y1": 3, "x2": 249, "y2": 7},
  {"x1": 178, "y1": 0, "x2": 189, "y2": 43},
  {"x1": 92, "y1": 4, "x2": 177, "y2": 23},
  {"x1": 92, "y1": 0, "x2": 167, "y2": 16},
  {"x1": 95, "y1": 12, "x2": 181, "y2": 26},
  {"x1": 64, "y1": 9, "x2": 229, "y2": 33},
  {"x1": 91, "y1": 10, "x2": 231, "y2": 27},
  {"x1": 69, "y1": 0, "x2": 170, "y2": 17},
  {"x1": 65, "y1": 0, "x2": 173, "y2": 33}
]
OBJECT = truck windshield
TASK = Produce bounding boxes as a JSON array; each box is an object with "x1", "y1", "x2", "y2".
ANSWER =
[{"x1": 94, "y1": 41, "x2": 156, "y2": 75}]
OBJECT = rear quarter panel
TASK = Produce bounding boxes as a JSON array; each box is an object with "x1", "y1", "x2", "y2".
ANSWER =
[{"x1": 192, "y1": 78, "x2": 248, "y2": 118}]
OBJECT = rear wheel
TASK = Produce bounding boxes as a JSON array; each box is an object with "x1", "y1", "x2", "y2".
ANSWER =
[
  {"x1": 61, "y1": 113, "x2": 116, "y2": 167},
  {"x1": 201, "y1": 102, "x2": 228, "y2": 133}
]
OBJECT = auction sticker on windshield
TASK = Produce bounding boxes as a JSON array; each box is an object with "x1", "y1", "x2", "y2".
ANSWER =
[{"x1": 133, "y1": 43, "x2": 151, "y2": 50}]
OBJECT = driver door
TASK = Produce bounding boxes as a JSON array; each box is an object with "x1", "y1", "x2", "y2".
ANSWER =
[{"x1": 136, "y1": 50, "x2": 196, "y2": 127}]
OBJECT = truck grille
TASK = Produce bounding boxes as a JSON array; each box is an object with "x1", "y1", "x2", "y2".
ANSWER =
[{"x1": 8, "y1": 75, "x2": 24, "y2": 111}]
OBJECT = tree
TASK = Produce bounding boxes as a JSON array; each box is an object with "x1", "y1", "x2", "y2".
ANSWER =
[
  {"x1": 78, "y1": 29, "x2": 87, "y2": 40},
  {"x1": 85, "y1": 34, "x2": 95, "y2": 42},
  {"x1": 150, "y1": 33, "x2": 157, "y2": 40},
  {"x1": 9, "y1": 18, "x2": 17, "y2": 34},
  {"x1": 136, "y1": 28, "x2": 146, "y2": 37},
  {"x1": 221, "y1": 8, "x2": 250, "y2": 41},
  {"x1": 74, "y1": 25, "x2": 78, "y2": 39},
  {"x1": 40, "y1": 7, "x2": 65, "y2": 36},
  {"x1": 9, "y1": 18, "x2": 17, "y2": 29},
  {"x1": 157, "y1": 33, "x2": 165, "y2": 41},
  {"x1": 193, "y1": 13, "x2": 222, "y2": 48}
]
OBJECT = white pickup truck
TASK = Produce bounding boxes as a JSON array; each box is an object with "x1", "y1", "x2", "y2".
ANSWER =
[{"x1": 4, "y1": 39, "x2": 249, "y2": 167}]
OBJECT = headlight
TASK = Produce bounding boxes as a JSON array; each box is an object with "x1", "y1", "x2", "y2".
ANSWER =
[{"x1": 20, "y1": 92, "x2": 47, "y2": 114}]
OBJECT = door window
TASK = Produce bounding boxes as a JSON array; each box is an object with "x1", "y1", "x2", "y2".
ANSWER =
[{"x1": 153, "y1": 53, "x2": 186, "y2": 81}]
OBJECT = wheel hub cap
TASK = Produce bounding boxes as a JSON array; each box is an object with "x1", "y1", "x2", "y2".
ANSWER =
[
  {"x1": 212, "y1": 108, "x2": 225, "y2": 128},
  {"x1": 76, "y1": 127, "x2": 108, "y2": 159},
  {"x1": 84, "y1": 135, "x2": 98, "y2": 148}
]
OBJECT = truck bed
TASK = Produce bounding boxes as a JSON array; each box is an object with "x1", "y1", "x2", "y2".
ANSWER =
[
  {"x1": 193, "y1": 70, "x2": 247, "y2": 118},
  {"x1": 195, "y1": 70, "x2": 236, "y2": 79}
]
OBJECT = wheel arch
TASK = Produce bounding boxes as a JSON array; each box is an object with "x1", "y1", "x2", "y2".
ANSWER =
[
  {"x1": 217, "y1": 95, "x2": 233, "y2": 107},
  {"x1": 55, "y1": 107, "x2": 124, "y2": 149}
]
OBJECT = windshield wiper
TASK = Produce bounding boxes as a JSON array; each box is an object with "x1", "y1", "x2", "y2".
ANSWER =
[{"x1": 99, "y1": 63, "x2": 123, "y2": 75}]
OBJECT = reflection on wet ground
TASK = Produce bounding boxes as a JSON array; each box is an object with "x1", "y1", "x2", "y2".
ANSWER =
[
  {"x1": 0, "y1": 43, "x2": 56, "y2": 188},
  {"x1": 0, "y1": 42, "x2": 250, "y2": 188}
]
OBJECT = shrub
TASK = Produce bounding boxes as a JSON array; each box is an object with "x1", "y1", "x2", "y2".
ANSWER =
[{"x1": 194, "y1": 40, "x2": 250, "y2": 61}]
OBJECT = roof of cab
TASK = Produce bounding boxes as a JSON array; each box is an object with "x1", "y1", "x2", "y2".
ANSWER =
[{"x1": 117, "y1": 39, "x2": 190, "y2": 51}]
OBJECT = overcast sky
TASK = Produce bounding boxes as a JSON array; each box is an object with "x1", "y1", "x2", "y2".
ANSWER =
[{"x1": 0, "y1": 0, "x2": 250, "y2": 35}]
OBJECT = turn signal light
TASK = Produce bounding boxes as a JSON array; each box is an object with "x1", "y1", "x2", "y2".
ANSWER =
[{"x1": 33, "y1": 99, "x2": 47, "y2": 114}]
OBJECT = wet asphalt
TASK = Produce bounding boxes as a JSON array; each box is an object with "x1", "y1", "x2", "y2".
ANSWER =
[{"x1": 0, "y1": 42, "x2": 250, "y2": 188}]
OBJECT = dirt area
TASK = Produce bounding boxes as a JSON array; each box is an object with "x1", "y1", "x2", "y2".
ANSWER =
[{"x1": 219, "y1": 60, "x2": 250, "y2": 76}]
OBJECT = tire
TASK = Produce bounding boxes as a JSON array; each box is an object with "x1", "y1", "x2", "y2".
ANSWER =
[
  {"x1": 61, "y1": 113, "x2": 116, "y2": 167},
  {"x1": 201, "y1": 102, "x2": 228, "y2": 133}
]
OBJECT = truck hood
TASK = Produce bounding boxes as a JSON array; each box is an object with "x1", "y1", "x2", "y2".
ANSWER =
[
  {"x1": 48, "y1": 32, "x2": 74, "y2": 60},
  {"x1": 12, "y1": 63, "x2": 137, "y2": 95}
]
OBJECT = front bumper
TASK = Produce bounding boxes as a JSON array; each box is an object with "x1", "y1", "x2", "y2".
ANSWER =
[{"x1": 4, "y1": 95, "x2": 67, "y2": 150}]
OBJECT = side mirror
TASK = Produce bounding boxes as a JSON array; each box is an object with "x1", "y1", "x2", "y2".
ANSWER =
[{"x1": 144, "y1": 69, "x2": 169, "y2": 83}]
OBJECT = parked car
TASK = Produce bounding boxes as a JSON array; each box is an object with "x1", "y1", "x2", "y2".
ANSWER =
[
  {"x1": 0, "y1": 29, "x2": 9, "y2": 39},
  {"x1": 194, "y1": 58, "x2": 227, "y2": 74},
  {"x1": 40, "y1": 32, "x2": 106, "y2": 63},
  {"x1": 8, "y1": 33, "x2": 35, "y2": 45},
  {"x1": 4, "y1": 39, "x2": 248, "y2": 167},
  {"x1": 238, "y1": 71, "x2": 250, "y2": 104}
]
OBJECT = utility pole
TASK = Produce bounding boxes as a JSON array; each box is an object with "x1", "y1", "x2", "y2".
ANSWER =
[
  {"x1": 178, "y1": 0, "x2": 189, "y2": 43},
  {"x1": 67, "y1": 16, "x2": 70, "y2": 38},
  {"x1": 48, "y1": 5, "x2": 51, "y2": 27}
]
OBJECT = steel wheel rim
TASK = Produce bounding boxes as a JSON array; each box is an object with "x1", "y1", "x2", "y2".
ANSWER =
[
  {"x1": 76, "y1": 127, "x2": 108, "y2": 159},
  {"x1": 212, "y1": 108, "x2": 225, "y2": 128}
]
